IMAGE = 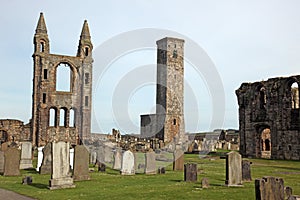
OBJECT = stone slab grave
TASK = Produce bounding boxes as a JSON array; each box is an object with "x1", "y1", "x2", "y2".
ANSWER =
[
  {"x1": 0, "y1": 151, "x2": 4, "y2": 174},
  {"x1": 49, "y1": 141, "x2": 75, "y2": 190},
  {"x1": 1, "y1": 142, "x2": 8, "y2": 152},
  {"x1": 97, "y1": 161, "x2": 106, "y2": 172},
  {"x1": 201, "y1": 177, "x2": 209, "y2": 188},
  {"x1": 22, "y1": 176, "x2": 33, "y2": 185},
  {"x1": 184, "y1": 163, "x2": 197, "y2": 182},
  {"x1": 225, "y1": 151, "x2": 242, "y2": 186},
  {"x1": 104, "y1": 145, "x2": 113, "y2": 163},
  {"x1": 173, "y1": 149, "x2": 184, "y2": 171},
  {"x1": 4, "y1": 148, "x2": 21, "y2": 176},
  {"x1": 113, "y1": 148, "x2": 122, "y2": 170},
  {"x1": 90, "y1": 151, "x2": 97, "y2": 165},
  {"x1": 40, "y1": 143, "x2": 52, "y2": 174},
  {"x1": 20, "y1": 142, "x2": 33, "y2": 169},
  {"x1": 242, "y1": 160, "x2": 252, "y2": 182},
  {"x1": 255, "y1": 176, "x2": 284, "y2": 200},
  {"x1": 36, "y1": 146, "x2": 44, "y2": 171},
  {"x1": 145, "y1": 150, "x2": 156, "y2": 174},
  {"x1": 134, "y1": 152, "x2": 145, "y2": 174},
  {"x1": 121, "y1": 150, "x2": 135, "y2": 175},
  {"x1": 73, "y1": 145, "x2": 90, "y2": 181},
  {"x1": 96, "y1": 146, "x2": 105, "y2": 164}
]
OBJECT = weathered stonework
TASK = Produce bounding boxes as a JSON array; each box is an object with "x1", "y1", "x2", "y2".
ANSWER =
[
  {"x1": 236, "y1": 75, "x2": 300, "y2": 160},
  {"x1": 0, "y1": 119, "x2": 31, "y2": 145},
  {"x1": 31, "y1": 13, "x2": 93, "y2": 147},
  {"x1": 141, "y1": 37, "x2": 185, "y2": 144}
]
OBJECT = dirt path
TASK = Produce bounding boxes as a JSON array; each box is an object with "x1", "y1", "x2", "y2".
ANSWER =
[{"x1": 0, "y1": 188, "x2": 36, "y2": 200}]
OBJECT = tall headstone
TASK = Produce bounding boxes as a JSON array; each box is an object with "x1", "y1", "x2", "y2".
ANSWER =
[
  {"x1": 40, "y1": 143, "x2": 52, "y2": 174},
  {"x1": 0, "y1": 151, "x2": 4, "y2": 174},
  {"x1": 242, "y1": 160, "x2": 252, "y2": 182},
  {"x1": 73, "y1": 145, "x2": 90, "y2": 181},
  {"x1": 121, "y1": 150, "x2": 135, "y2": 175},
  {"x1": 97, "y1": 146, "x2": 105, "y2": 163},
  {"x1": 173, "y1": 149, "x2": 184, "y2": 171},
  {"x1": 20, "y1": 142, "x2": 33, "y2": 169},
  {"x1": 255, "y1": 176, "x2": 284, "y2": 200},
  {"x1": 184, "y1": 163, "x2": 197, "y2": 182},
  {"x1": 36, "y1": 146, "x2": 44, "y2": 171},
  {"x1": 69, "y1": 148, "x2": 74, "y2": 169},
  {"x1": 104, "y1": 146, "x2": 113, "y2": 163},
  {"x1": 4, "y1": 148, "x2": 21, "y2": 176},
  {"x1": 90, "y1": 151, "x2": 97, "y2": 165},
  {"x1": 145, "y1": 150, "x2": 156, "y2": 174},
  {"x1": 225, "y1": 151, "x2": 242, "y2": 186},
  {"x1": 49, "y1": 141, "x2": 75, "y2": 190},
  {"x1": 113, "y1": 148, "x2": 122, "y2": 170}
]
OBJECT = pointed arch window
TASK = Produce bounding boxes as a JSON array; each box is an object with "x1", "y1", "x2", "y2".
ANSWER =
[
  {"x1": 40, "y1": 41, "x2": 45, "y2": 52},
  {"x1": 69, "y1": 108, "x2": 75, "y2": 127},
  {"x1": 291, "y1": 82, "x2": 299, "y2": 109},
  {"x1": 56, "y1": 63, "x2": 72, "y2": 92},
  {"x1": 49, "y1": 108, "x2": 57, "y2": 127}
]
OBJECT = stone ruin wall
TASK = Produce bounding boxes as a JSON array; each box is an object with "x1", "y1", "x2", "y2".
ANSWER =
[{"x1": 236, "y1": 75, "x2": 300, "y2": 160}]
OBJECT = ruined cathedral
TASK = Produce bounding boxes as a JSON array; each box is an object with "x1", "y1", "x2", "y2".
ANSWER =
[
  {"x1": 31, "y1": 13, "x2": 93, "y2": 147},
  {"x1": 236, "y1": 76, "x2": 300, "y2": 160}
]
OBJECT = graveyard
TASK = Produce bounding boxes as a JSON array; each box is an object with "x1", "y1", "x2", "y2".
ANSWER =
[{"x1": 0, "y1": 152, "x2": 299, "y2": 200}]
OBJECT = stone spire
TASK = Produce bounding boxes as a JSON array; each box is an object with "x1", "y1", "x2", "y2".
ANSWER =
[
  {"x1": 35, "y1": 12, "x2": 47, "y2": 35},
  {"x1": 80, "y1": 20, "x2": 91, "y2": 41}
]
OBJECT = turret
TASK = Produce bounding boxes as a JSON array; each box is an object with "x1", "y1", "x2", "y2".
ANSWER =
[
  {"x1": 33, "y1": 12, "x2": 49, "y2": 54},
  {"x1": 77, "y1": 20, "x2": 93, "y2": 58}
]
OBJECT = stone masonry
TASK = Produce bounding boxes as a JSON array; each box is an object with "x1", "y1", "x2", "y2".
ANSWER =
[
  {"x1": 236, "y1": 75, "x2": 300, "y2": 160},
  {"x1": 141, "y1": 37, "x2": 186, "y2": 144},
  {"x1": 31, "y1": 13, "x2": 93, "y2": 147}
]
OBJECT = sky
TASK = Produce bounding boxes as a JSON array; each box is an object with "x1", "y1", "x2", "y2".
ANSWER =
[{"x1": 1, "y1": 0, "x2": 300, "y2": 134}]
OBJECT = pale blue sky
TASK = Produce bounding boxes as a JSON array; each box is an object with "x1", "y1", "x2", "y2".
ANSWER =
[{"x1": 1, "y1": 0, "x2": 300, "y2": 134}]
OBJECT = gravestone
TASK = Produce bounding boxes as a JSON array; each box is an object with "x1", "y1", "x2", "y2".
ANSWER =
[
  {"x1": 173, "y1": 149, "x2": 184, "y2": 171},
  {"x1": 1, "y1": 142, "x2": 8, "y2": 151},
  {"x1": 36, "y1": 146, "x2": 44, "y2": 171},
  {"x1": 201, "y1": 177, "x2": 209, "y2": 188},
  {"x1": 158, "y1": 167, "x2": 166, "y2": 174},
  {"x1": 22, "y1": 176, "x2": 33, "y2": 185},
  {"x1": 184, "y1": 163, "x2": 197, "y2": 182},
  {"x1": 0, "y1": 151, "x2": 4, "y2": 174},
  {"x1": 242, "y1": 160, "x2": 252, "y2": 181},
  {"x1": 73, "y1": 145, "x2": 90, "y2": 181},
  {"x1": 285, "y1": 186, "x2": 293, "y2": 199},
  {"x1": 121, "y1": 150, "x2": 135, "y2": 175},
  {"x1": 69, "y1": 148, "x2": 74, "y2": 169},
  {"x1": 288, "y1": 196, "x2": 300, "y2": 200},
  {"x1": 104, "y1": 146, "x2": 113, "y2": 163},
  {"x1": 20, "y1": 142, "x2": 33, "y2": 169},
  {"x1": 145, "y1": 150, "x2": 156, "y2": 174},
  {"x1": 113, "y1": 148, "x2": 122, "y2": 170},
  {"x1": 97, "y1": 162, "x2": 106, "y2": 172},
  {"x1": 97, "y1": 146, "x2": 105, "y2": 164},
  {"x1": 40, "y1": 143, "x2": 52, "y2": 174},
  {"x1": 4, "y1": 148, "x2": 21, "y2": 176},
  {"x1": 90, "y1": 151, "x2": 97, "y2": 165},
  {"x1": 255, "y1": 176, "x2": 284, "y2": 200},
  {"x1": 225, "y1": 151, "x2": 242, "y2": 186},
  {"x1": 49, "y1": 141, "x2": 75, "y2": 190}
]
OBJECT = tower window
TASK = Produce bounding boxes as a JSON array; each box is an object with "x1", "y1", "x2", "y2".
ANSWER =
[
  {"x1": 173, "y1": 119, "x2": 176, "y2": 125},
  {"x1": 291, "y1": 82, "x2": 299, "y2": 109},
  {"x1": 44, "y1": 69, "x2": 48, "y2": 79},
  {"x1": 69, "y1": 108, "x2": 75, "y2": 127},
  {"x1": 42, "y1": 93, "x2": 46, "y2": 103},
  {"x1": 49, "y1": 108, "x2": 57, "y2": 127},
  {"x1": 85, "y1": 73, "x2": 89, "y2": 84},
  {"x1": 56, "y1": 63, "x2": 72, "y2": 92},
  {"x1": 173, "y1": 50, "x2": 178, "y2": 58},
  {"x1": 40, "y1": 42, "x2": 45, "y2": 52},
  {"x1": 85, "y1": 47, "x2": 89, "y2": 56},
  {"x1": 85, "y1": 96, "x2": 89, "y2": 106},
  {"x1": 59, "y1": 108, "x2": 66, "y2": 127}
]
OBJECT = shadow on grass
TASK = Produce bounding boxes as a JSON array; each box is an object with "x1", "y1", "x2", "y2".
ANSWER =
[
  {"x1": 169, "y1": 179, "x2": 182, "y2": 182},
  {"x1": 22, "y1": 168, "x2": 39, "y2": 175},
  {"x1": 29, "y1": 183, "x2": 48, "y2": 189}
]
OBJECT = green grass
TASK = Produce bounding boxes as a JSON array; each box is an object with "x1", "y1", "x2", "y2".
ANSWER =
[{"x1": 0, "y1": 153, "x2": 300, "y2": 200}]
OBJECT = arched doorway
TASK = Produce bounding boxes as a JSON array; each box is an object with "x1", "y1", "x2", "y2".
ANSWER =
[{"x1": 260, "y1": 128, "x2": 271, "y2": 159}]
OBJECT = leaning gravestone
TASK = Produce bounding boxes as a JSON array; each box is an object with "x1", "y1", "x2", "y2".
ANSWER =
[
  {"x1": 40, "y1": 143, "x2": 52, "y2": 174},
  {"x1": 113, "y1": 148, "x2": 122, "y2": 170},
  {"x1": 20, "y1": 142, "x2": 33, "y2": 169},
  {"x1": 0, "y1": 151, "x2": 4, "y2": 174},
  {"x1": 145, "y1": 150, "x2": 156, "y2": 174},
  {"x1": 4, "y1": 148, "x2": 21, "y2": 176},
  {"x1": 255, "y1": 176, "x2": 284, "y2": 200},
  {"x1": 121, "y1": 150, "x2": 135, "y2": 175},
  {"x1": 225, "y1": 151, "x2": 242, "y2": 186},
  {"x1": 49, "y1": 141, "x2": 75, "y2": 190},
  {"x1": 184, "y1": 163, "x2": 197, "y2": 182},
  {"x1": 242, "y1": 160, "x2": 252, "y2": 182},
  {"x1": 36, "y1": 146, "x2": 44, "y2": 171},
  {"x1": 73, "y1": 145, "x2": 90, "y2": 181},
  {"x1": 173, "y1": 149, "x2": 184, "y2": 171}
]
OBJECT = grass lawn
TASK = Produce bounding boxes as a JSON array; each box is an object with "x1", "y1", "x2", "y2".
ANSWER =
[{"x1": 0, "y1": 153, "x2": 299, "y2": 200}]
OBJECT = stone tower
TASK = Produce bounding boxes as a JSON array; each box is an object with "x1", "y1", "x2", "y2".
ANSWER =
[
  {"x1": 31, "y1": 13, "x2": 93, "y2": 147},
  {"x1": 141, "y1": 37, "x2": 185, "y2": 144}
]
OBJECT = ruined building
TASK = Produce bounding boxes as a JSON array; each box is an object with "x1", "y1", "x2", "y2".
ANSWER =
[
  {"x1": 236, "y1": 75, "x2": 300, "y2": 160},
  {"x1": 31, "y1": 13, "x2": 93, "y2": 147},
  {"x1": 141, "y1": 37, "x2": 185, "y2": 144}
]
